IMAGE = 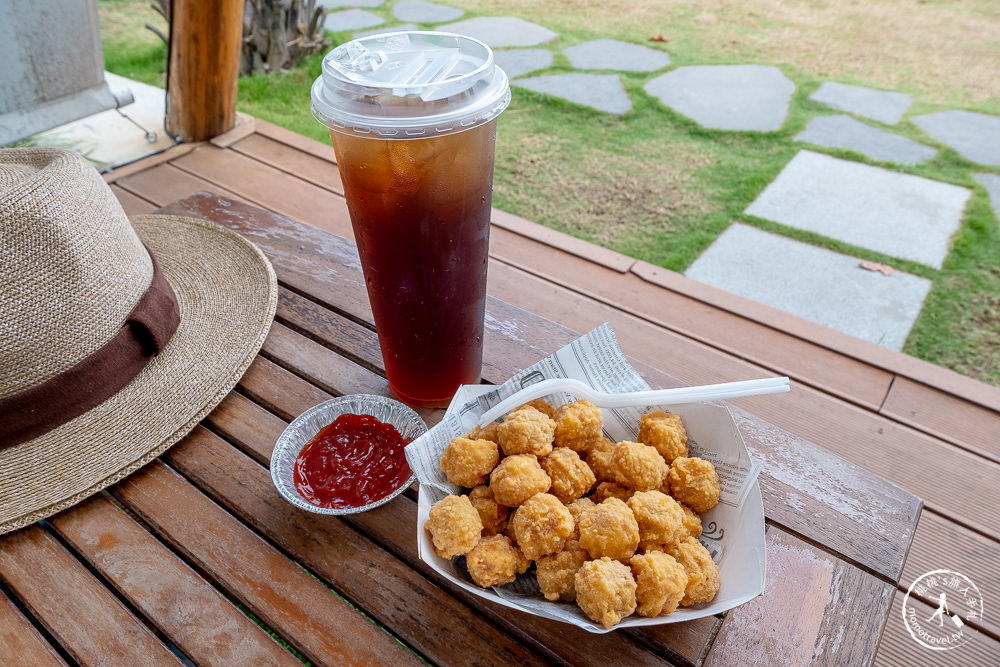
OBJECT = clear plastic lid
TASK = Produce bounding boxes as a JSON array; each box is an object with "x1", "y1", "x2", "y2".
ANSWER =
[{"x1": 311, "y1": 31, "x2": 511, "y2": 139}]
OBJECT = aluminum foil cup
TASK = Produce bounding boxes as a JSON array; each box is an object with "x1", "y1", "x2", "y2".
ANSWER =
[{"x1": 271, "y1": 394, "x2": 426, "y2": 515}]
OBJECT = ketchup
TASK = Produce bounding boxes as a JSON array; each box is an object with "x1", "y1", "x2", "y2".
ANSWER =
[{"x1": 293, "y1": 413, "x2": 411, "y2": 509}]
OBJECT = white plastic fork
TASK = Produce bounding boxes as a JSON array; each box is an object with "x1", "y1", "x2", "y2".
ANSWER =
[{"x1": 475, "y1": 376, "x2": 790, "y2": 427}]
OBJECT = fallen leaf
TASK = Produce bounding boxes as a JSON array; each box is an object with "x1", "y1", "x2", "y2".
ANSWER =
[
  {"x1": 649, "y1": 35, "x2": 668, "y2": 42},
  {"x1": 859, "y1": 261, "x2": 895, "y2": 276}
]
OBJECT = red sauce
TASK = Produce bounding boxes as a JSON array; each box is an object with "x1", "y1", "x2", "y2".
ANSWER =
[{"x1": 293, "y1": 413, "x2": 411, "y2": 509}]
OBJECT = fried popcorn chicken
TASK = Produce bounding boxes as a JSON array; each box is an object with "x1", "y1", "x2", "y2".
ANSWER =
[
  {"x1": 637, "y1": 540, "x2": 668, "y2": 554},
  {"x1": 668, "y1": 457, "x2": 721, "y2": 513},
  {"x1": 465, "y1": 421, "x2": 500, "y2": 443},
  {"x1": 586, "y1": 437, "x2": 617, "y2": 482},
  {"x1": 426, "y1": 495, "x2": 483, "y2": 559},
  {"x1": 567, "y1": 496, "x2": 597, "y2": 523},
  {"x1": 668, "y1": 537, "x2": 720, "y2": 606},
  {"x1": 518, "y1": 397, "x2": 555, "y2": 418},
  {"x1": 540, "y1": 447, "x2": 596, "y2": 504},
  {"x1": 503, "y1": 520, "x2": 519, "y2": 549},
  {"x1": 637, "y1": 502, "x2": 701, "y2": 550},
  {"x1": 466, "y1": 534, "x2": 530, "y2": 588},
  {"x1": 439, "y1": 437, "x2": 500, "y2": 488},
  {"x1": 679, "y1": 503, "x2": 703, "y2": 539},
  {"x1": 638, "y1": 410, "x2": 688, "y2": 464},
  {"x1": 424, "y1": 401, "x2": 732, "y2": 626},
  {"x1": 497, "y1": 407, "x2": 556, "y2": 457},
  {"x1": 536, "y1": 539, "x2": 589, "y2": 601},
  {"x1": 574, "y1": 557, "x2": 637, "y2": 629},
  {"x1": 657, "y1": 474, "x2": 672, "y2": 497},
  {"x1": 627, "y1": 490, "x2": 686, "y2": 545},
  {"x1": 566, "y1": 496, "x2": 596, "y2": 540},
  {"x1": 592, "y1": 481, "x2": 634, "y2": 504},
  {"x1": 469, "y1": 485, "x2": 509, "y2": 537},
  {"x1": 510, "y1": 492, "x2": 575, "y2": 560},
  {"x1": 630, "y1": 552, "x2": 689, "y2": 616},
  {"x1": 553, "y1": 400, "x2": 604, "y2": 453},
  {"x1": 578, "y1": 497, "x2": 640, "y2": 561},
  {"x1": 612, "y1": 441, "x2": 668, "y2": 491},
  {"x1": 490, "y1": 454, "x2": 551, "y2": 507}
]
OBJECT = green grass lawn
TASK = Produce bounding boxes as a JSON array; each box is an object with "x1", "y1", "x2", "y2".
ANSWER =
[{"x1": 98, "y1": 0, "x2": 1000, "y2": 386}]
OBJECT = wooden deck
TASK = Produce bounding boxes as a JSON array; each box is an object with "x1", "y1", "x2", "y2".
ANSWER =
[{"x1": 105, "y1": 117, "x2": 1000, "y2": 664}]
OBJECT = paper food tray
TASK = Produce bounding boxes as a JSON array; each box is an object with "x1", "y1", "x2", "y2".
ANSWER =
[{"x1": 404, "y1": 324, "x2": 766, "y2": 633}]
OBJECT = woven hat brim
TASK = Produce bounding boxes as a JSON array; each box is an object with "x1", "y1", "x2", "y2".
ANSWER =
[{"x1": 0, "y1": 214, "x2": 278, "y2": 535}]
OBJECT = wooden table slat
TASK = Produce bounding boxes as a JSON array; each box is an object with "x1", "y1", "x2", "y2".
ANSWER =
[
  {"x1": 110, "y1": 184, "x2": 158, "y2": 215},
  {"x1": 880, "y1": 376, "x2": 1000, "y2": 463},
  {"x1": 276, "y1": 286, "x2": 384, "y2": 371},
  {"x1": 705, "y1": 528, "x2": 895, "y2": 666},
  {"x1": 116, "y1": 162, "x2": 244, "y2": 208},
  {"x1": 728, "y1": 408, "x2": 921, "y2": 582},
  {"x1": 260, "y1": 323, "x2": 404, "y2": 413},
  {"x1": 901, "y1": 509, "x2": 1000, "y2": 638},
  {"x1": 49, "y1": 495, "x2": 300, "y2": 666},
  {"x1": 0, "y1": 588, "x2": 68, "y2": 666},
  {"x1": 631, "y1": 259, "x2": 1000, "y2": 414},
  {"x1": 171, "y1": 145, "x2": 355, "y2": 239},
  {"x1": 165, "y1": 426, "x2": 567, "y2": 667},
  {"x1": 875, "y1": 589, "x2": 999, "y2": 666},
  {"x1": 157, "y1": 192, "x2": 369, "y2": 316},
  {"x1": 112, "y1": 461, "x2": 423, "y2": 667},
  {"x1": 254, "y1": 119, "x2": 339, "y2": 165},
  {"x1": 0, "y1": 526, "x2": 180, "y2": 665},
  {"x1": 487, "y1": 227, "x2": 895, "y2": 410},
  {"x1": 204, "y1": 391, "x2": 288, "y2": 464},
  {"x1": 241, "y1": 354, "x2": 338, "y2": 422},
  {"x1": 230, "y1": 133, "x2": 344, "y2": 195}
]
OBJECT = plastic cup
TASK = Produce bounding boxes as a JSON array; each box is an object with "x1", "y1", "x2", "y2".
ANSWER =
[{"x1": 312, "y1": 32, "x2": 510, "y2": 407}]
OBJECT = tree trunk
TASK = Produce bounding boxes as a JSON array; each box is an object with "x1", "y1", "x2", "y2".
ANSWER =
[
  {"x1": 240, "y1": 0, "x2": 329, "y2": 76},
  {"x1": 167, "y1": 0, "x2": 244, "y2": 142}
]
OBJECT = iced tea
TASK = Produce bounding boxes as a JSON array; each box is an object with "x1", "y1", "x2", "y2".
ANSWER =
[{"x1": 331, "y1": 120, "x2": 497, "y2": 406}]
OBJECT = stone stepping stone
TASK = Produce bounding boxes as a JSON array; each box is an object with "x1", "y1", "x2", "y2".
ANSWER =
[
  {"x1": 325, "y1": 8, "x2": 384, "y2": 32},
  {"x1": 494, "y1": 49, "x2": 553, "y2": 79},
  {"x1": 975, "y1": 173, "x2": 1000, "y2": 221},
  {"x1": 745, "y1": 150, "x2": 970, "y2": 269},
  {"x1": 644, "y1": 65, "x2": 795, "y2": 131},
  {"x1": 320, "y1": 0, "x2": 382, "y2": 8},
  {"x1": 438, "y1": 17, "x2": 557, "y2": 47},
  {"x1": 393, "y1": 0, "x2": 463, "y2": 23},
  {"x1": 796, "y1": 115, "x2": 937, "y2": 164},
  {"x1": 515, "y1": 73, "x2": 631, "y2": 115},
  {"x1": 686, "y1": 223, "x2": 931, "y2": 351},
  {"x1": 563, "y1": 39, "x2": 670, "y2": 72},
  {"x1": 809, "y1": 82, "x2": 913, "y2": 125},
  {"x1": 913, "y1": 110, "x2": 1000, "y2": 166}
]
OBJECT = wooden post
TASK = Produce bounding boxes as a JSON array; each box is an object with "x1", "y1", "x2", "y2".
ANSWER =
[{"x1": 166, "y1": 0, "x2": 244, "y2": 142}]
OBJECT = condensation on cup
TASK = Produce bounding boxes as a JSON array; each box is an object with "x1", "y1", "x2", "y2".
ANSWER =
[{"x1": 311, "y1": 32, "x2": 510, "y2": 407}]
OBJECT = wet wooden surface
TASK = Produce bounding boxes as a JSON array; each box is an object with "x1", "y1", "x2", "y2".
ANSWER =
[
  {"x1": 5, "y1": 117, "x2": 995, "y2": 663},
  {"x1": 0, "y1": 186, "x2": 922, "y2": 665},
  {"x1": 159, "y1": 192, "x2": 924, "y2": 664}
]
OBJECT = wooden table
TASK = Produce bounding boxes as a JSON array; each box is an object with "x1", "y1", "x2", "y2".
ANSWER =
[{"x1": 0, "y1": 193, "x2": 922, "y2": 666}]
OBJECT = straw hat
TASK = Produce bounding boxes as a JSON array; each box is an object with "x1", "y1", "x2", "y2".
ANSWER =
[{"x1": 0, "y1": 148, "x2": 277, "y2": 535}]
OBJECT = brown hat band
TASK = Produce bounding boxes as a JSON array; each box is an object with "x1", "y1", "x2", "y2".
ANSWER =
[{"x1": 0, "y1": 249, "x2": 181, "y2": 449}]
